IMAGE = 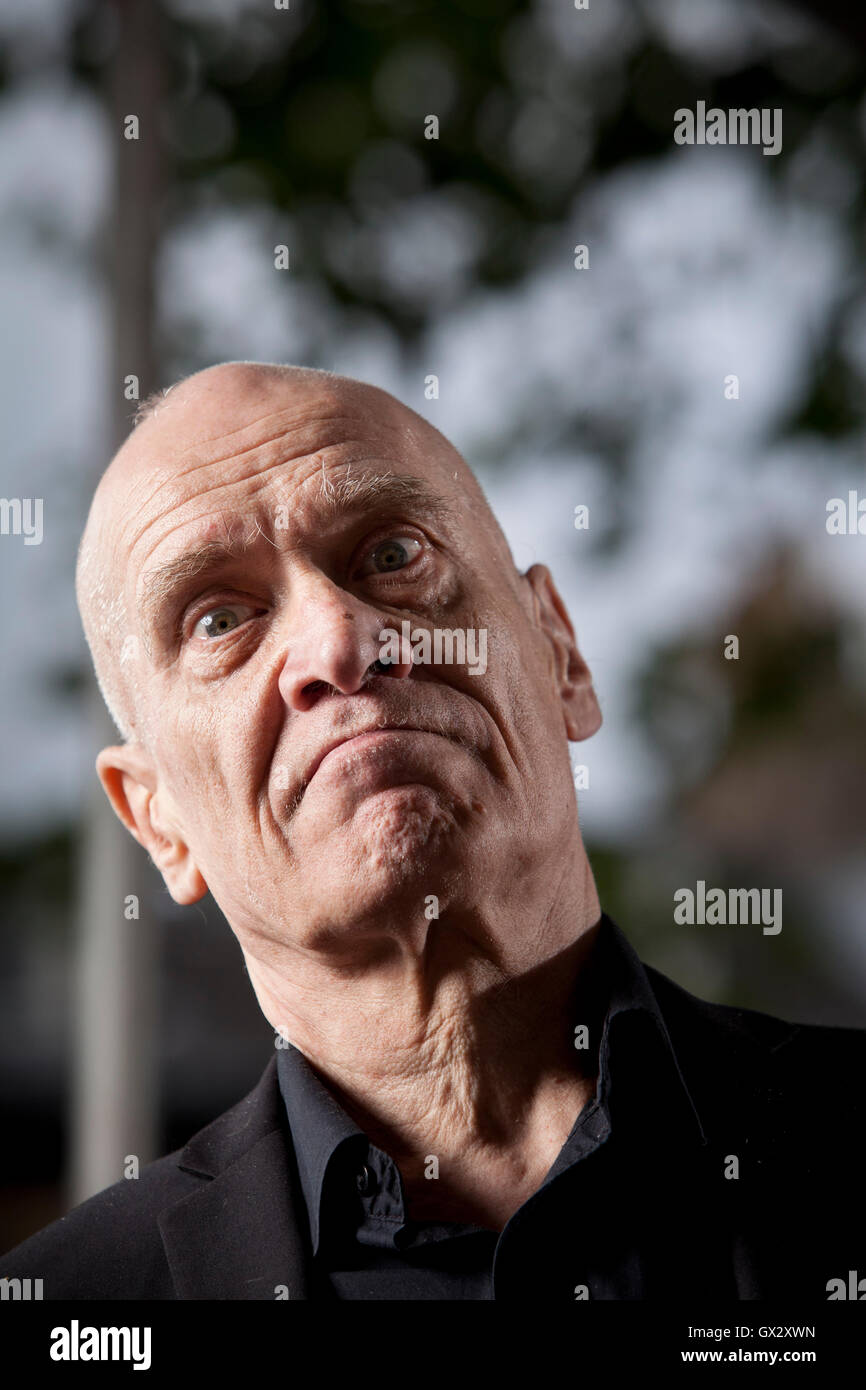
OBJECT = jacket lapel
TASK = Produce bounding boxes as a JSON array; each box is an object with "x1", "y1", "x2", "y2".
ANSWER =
[{"x1": 158, "y1": 1055, "x2": 313, "y2": 1299}]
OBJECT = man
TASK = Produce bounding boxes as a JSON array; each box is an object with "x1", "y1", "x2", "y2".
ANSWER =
[{"x1": 3, "y1": 362, "x2": 864, "y2": 1300}]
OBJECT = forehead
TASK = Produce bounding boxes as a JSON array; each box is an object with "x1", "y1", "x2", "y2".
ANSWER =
[{"x1": 108, "y1": 379, "x2": 457, "y2": 572}]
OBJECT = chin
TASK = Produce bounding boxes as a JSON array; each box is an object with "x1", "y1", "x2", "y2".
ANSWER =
[
  {"x1": 284, "y1": 784, "x2": 471, "y2": 930},
  {"x1": 350, "y1": 784, "x2": 457, "y2": 876},
  {"x1": 288, "y1": 793, "x2": 463, "y2": 947}
]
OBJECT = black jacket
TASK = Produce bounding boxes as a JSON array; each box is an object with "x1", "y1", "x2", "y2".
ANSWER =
[{"x1": 3, "y1": 960, "x2": 864, "y2": 1300}]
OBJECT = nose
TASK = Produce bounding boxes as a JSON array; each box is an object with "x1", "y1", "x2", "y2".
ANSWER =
[{"x1": 277, "y1": 572, "x2": 413, "y2": 711}]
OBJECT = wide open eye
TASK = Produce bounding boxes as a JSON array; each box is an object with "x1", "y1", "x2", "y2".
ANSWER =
[
  {"x1": 193, "y1": 603, "x2": 257, "y2": 640},
  {"x1": 358, "y1": 536, "x2": 423, "y2": 576}
]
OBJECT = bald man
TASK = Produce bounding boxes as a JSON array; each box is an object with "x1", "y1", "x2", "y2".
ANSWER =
[{"x1": 2, "y1": 362, "x2": 864, "y2": 1301}]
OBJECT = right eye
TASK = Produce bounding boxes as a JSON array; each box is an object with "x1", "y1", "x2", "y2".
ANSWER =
[{"x1": 192, "y1": 603, "x2": 258, "y2": 640}]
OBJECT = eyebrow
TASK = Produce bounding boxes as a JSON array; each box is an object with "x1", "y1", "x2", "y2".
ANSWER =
[{"x1": 138, "y1": 471, "x2": 455, "y2": 634}]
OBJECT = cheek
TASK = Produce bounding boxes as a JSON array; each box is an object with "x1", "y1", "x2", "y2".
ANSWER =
[
  {"x1": 484, "y1": 601, "x2": 558, "y2": 750},
  {"x1": 413, "y1": 567, "x2": 463, "y2": 619},
  {"x1": 153, "y1": 698, "x2": 237, "y2": 827},
  {"x1": 157, "y1": 671, "x2": 280, "y2": 833}
]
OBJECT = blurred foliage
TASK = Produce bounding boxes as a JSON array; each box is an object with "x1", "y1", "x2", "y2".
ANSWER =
[
  {"x1": 635, "y1": 544, "x2": 866, "y2": 838},
  {"x1": 614, "y1": 542, "x2": 866, "y2": 1023},
  {"x1": 53, "y1": 0, "x2": 866, "y2": 366}
]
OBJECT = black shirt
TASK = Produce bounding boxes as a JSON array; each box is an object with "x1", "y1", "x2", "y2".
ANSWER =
[{"x1": 275, "y1": 912, "x2": 726, "y2": 1301}]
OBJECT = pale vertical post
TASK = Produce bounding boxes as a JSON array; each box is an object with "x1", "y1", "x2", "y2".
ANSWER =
[{"x1": 68, "y1": 0, "x2": 166, "y2": 1207}]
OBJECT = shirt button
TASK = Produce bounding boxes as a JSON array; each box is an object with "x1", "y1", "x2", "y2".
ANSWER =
[{"x1": 355, "y1": 1163, "x2": 377, "y2": 1196}]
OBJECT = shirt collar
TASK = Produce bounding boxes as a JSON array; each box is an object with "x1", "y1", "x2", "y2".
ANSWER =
[
  {"x1": 595, "y1": 912, "x2": 707, "y2": 1145},
  {"x1": 277, "y1": 911, "x2": 706, "y2": 1255},
  {"x1": 276, "y1": 1040, "x2": 366, "y2": 1254}
]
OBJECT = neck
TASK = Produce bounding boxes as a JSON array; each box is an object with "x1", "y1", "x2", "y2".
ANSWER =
[{"x1": 244, "y1": 843, "x2": 606, "y2": 1223}]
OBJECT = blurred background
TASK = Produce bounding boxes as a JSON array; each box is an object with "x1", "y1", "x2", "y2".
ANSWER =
[{"x1": 2, "y1": 0, "x2": 865, "y2": 1252}]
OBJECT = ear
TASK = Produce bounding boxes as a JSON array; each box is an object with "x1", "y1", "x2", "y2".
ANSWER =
[
  {"x1": 522, "y1": 564, "x2": 602, "y2": 741},
  {"x1": 95, "y1": 744, "x2": 208, "y2": 906}
]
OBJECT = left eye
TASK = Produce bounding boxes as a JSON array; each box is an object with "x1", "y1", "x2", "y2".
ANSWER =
[
  {"x1": 359, "y1": 536, "x2": 423, "y2": 576},
  {"x1": 193, "y1": 604, "x2": 257, "y2": 640}
]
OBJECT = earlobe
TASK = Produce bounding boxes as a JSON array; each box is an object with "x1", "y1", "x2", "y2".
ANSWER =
[
  {"x1": 95, "y1": 745, "x2": 208, "y2": 905},
  {"x1": 562, "y1": 665, "x2": 603, "y2": 743},
  {"x1": 160, "y1": 855, "x2": 208, "y2": 907}
]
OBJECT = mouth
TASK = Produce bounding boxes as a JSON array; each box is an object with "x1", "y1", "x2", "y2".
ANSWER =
[{"x1": 302, "y1": 725, "x2": 444, "y2": 789}]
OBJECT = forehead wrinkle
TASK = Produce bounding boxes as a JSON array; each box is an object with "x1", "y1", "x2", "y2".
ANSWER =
[
  {"x1": 145, "y1": 403, "x2": 409, "y2": 491},
  {"x1": 165, "y1": 403, "x2": 332, "y2": 459},
  {"x1": 138, "y1": 468, "x2": 454, "y2": 581},
  {"x1": 119, "y1": 427, "x2": 461, "y2": 575},
  {"x1": 114, "y1": 415, "x2": 411, "y2": 560},
  {"x1": 122, "y1": 465, "x2": 294, "y2": 565},
  {"x1": 117, "y1": 426, "x2": 320, "y2": 532},
  {"x1": 168, "y1": 396, "x2": 405, "y2": 458},
  {"x1": 115, "y1": 441, "x2": 330, "y2": 574}
]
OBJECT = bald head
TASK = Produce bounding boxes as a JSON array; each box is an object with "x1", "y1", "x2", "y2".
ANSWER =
[{"x1": 75, "y1": 361, "x2": 515, "y2": 745}]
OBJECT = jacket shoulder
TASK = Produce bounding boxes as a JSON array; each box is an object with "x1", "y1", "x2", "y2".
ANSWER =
[
  {"x1": 644, "y1": 961, "x2": 866, "y2": 1143},
  {"x1": 645, "y1": 960, "x2": 866, "y2": 1057},
  {"x1": 1, "y1": 1056, "x2": 281, "y2": 1300},
  {"x1": 1, "y1": 1149, "x2": 202, "y2": 1300}
]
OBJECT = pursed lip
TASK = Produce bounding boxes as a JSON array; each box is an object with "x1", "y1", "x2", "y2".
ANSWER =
[{"x1": 302, "y1": 725, "x2": 442, "y2": 788}]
